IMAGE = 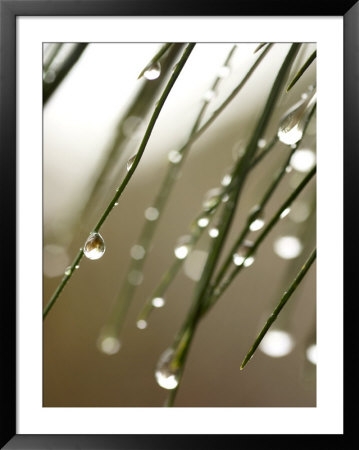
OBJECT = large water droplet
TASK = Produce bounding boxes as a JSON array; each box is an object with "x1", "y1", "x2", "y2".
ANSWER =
[
  {"x1": 174, "y1": 235, "x2": 192, "y2": 260},
  {"x1": 83, "y1": 232, "x2": 106, "y2": 260},
  {"x1": 277, "y1": 92, "x2": 316, "y2": 146},
  {"x1": 127, "y1": 154, "x2": 137, "y2": 171},
  {"x1": 155, "y1": 348, "x2": 179, "y2": 390},
  {"x1": 144, "y1": 61, "x2": 161, "y2": 80},
  {"x1": 290, "y1": 149, "x2": 316, "y2": 172}
]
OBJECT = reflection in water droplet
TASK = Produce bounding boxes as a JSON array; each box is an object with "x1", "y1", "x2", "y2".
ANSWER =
[
  {"x1": 277, "y1": 92, "x2": 316, "y2": 146},
  {"x1": 306, "y1": 344, "x2": 317, "y2": 365},
  {"x1": 168, "y1": 150, "x2": 182, "y2": 164},
  {"x1": 197, "y1": 216, "x2": 210, "y2": 228},
  {"x1": 144, "y1": 206, "x2": 160, "y2": 221},
  {"x1": 137, "y1": 319, "x2": 148, "y2": 330},
  {"x1": 259, "y1": 329, "x2": 294, "y2": 357},
  {"x1": 130, "y1": 244, "x2": 146, "y2": 260},
  {"x1": 83, "y1": 232, "x2": 106, "y2": 260},
  {"x1": 128, "y1": 270, "x2": 144, "y2": 286},
  {"x1": 202, "y1": 188, "x2": 222, "y2": 211},
  {"x1": 273, "y1": 236, "x2": 302, "y2": 259},
  {"x1": 290, "y1": 149, "x2": 316, "y2": 172},
  {"x1": 127, "y1": 154, "x2": 137, "y2": 171},
  {"x1": 155, "y1": 348, "x2": 179, "y2": 390},
  {"x1": 152, "y1": 297, "x2": 165, "y2": 308},
  {"x1": 144, "y1": 61, "x2": 161, "y2": 80},
  {"x1": 97, "y1": 335, "x2": 121, "y2": 355}
]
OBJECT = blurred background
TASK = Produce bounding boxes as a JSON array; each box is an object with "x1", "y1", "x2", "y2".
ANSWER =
[{"x1": 43, "y1": 42, "x2": 316, "y2": 407}]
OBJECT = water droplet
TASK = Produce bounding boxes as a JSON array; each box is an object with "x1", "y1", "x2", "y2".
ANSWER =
[
  {"x1": 232, "y1": 240, "x2": 254, "y2": 267},
  {"x1": 43, "y1": 69, "x2": 56, "y2": 84},
  {"x1": 280, "y1": 207, "x2": 291, "y2": 219},
  {"x1": 83, "y1": 232, "x2": 106, "y2": 260},
  {"x1": 144, "y1": 61, "x2": 161, "y2": 80},
  {"x1": 259, "y1": 329, "x2": 294, "y2": 357},
  {"x1": 217, "y1": 65, "x2": 230, "y2": 78},
  {"x1": 221, "y1": 174, "x2": 232, "y2": 187},
  {"x1": 197, "y1": 216, "x2": 210, "y2": 228},
  {"x1": 97, "y1": 330, "x2": 121, "y2": 355},
  {"x1": 130, "y1": 244, "x2": 146, "y2": 260},
  {"x1": 114, "y1": 202, "x2": 119, "y2": 206},
  {"x1": 144, "y1": 206, "x2": 159, "y2": 221},
  {"x1": 202, "y1": 188, "x2": 222, "y2": 211},
  {"x1": 273, "y1": 236, "x2": 302, "y2": 259},
  {"x1": 152, "y1": 297, "x2": 165, "y2": 308},
  {"x1": 289, "y1": 201, "x2": 310, "y2": 223},
  {"x1": 75, "y1": 265, "x2": 80, "y2": 269},
  {"x1": 155, "y1": 348, "x2": 179, "y2": 390},
  {"x1": 168, "y1": 150, "x2": 183, "y2": 164},
  {"x1": 203, "y1": 89, "x2": 215, "y2": 102},
  {"x1": 128, "y1": 270, "x2": 144, "y2": 286},
  {"x1": 290, "y1": 149, "x2": 316, "y2": 172},
  {"x1": 285, "y1": 165, "x2": 293, "y2": 173},
  {"x1": 277, "y1": 92, "x2": 317, "y2": 146},
  {"x1": 127, "y1": 154, "x2": 137, "y2": 171},
  {"x1": 174, "y1": 235, "x2": 192, "y2": 260},
  {"x1": 257, "y1": 138, "x2": 267, "y2": 149},
  {"x1": 64, "y1": 266, "x2": 72, "y2": 276},
  {"x1": 209, "y1": 227, "x2": 219, "y2": 238},
  {"x1": 222, "y1": 193, "x2": 230, "y2": 203},
  {"x1": 136, "y1": 319, "x2": 148, "y2": 330},
  {"x1": 249, "y1": 218, "x2": 265, "y2": 232},
  {"x1": 306, "y1": 344, "x2": 317, "y2": 365}
]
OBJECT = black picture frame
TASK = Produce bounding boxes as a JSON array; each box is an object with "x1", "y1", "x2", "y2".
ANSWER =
[{"x1": 1, "y1": 1, "x2": 356, "y2": 448}]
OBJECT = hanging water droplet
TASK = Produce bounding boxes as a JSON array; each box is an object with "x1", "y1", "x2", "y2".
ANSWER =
[
  {"x1": 64, "y1": 266, "x2": 72, "y2": 276},
  {"x1": 144, "y1": 61, "x2": 161, "y2": 80},
  {"x1": 277, "y1": 92, "x2": 317, "y2": 146},
  {"x1": 126, "y1": 154, "x2": 137, "y2": 171},
  {"x1": 128, "y1": 270, "x2": 144, "y2": 286},
  {"x1": 152, "y1": 297, "x2": 165, "y2": 308},
  {"x1": 249, "y1": 205, "x2": 264, "y2": 231},
  {"x1": 83, "y1": 232, "x2": 106, "y2": 260},
  {"x1": 202, "y1": 188, "x2": 222, "y2": 211},
  {"x1": 144, "y1": 206, "x2": 159, "y2": 221},
  {"x1": 155, "y1": 348, "x2": 179, "y2": 390},
  {"x1": 130, "y1": 244, "x2": 146, "y2": 260},
  {"x1": 136, "y1": 319, "x2": 148, "y2": 330},
  {"x1": 197, "y1": 216, "x2": 210, "y2": 228},
  {"x1": 174, "y1": 235, "x2": 192, "y2": 260},
  {"x1": 249, "y1": 216, "x2": 265, "y2": 232},
  {"x1": 209, "y1": 227, "x2": 219, "y2": 238},
  {"x1": 168, "y1": 150, "x2": 183, "y2": 164},
  {"x1": 232, "y1": 240, "x2": 254, "y2": 267}
]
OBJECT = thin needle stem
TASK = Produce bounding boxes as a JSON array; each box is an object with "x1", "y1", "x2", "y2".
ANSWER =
[
  {"x1": 43, "y1": 43, "x2": 196, "y2": 319},
  {"x1": 240, "y1": 248, "x2": 316, "y2": 369}
]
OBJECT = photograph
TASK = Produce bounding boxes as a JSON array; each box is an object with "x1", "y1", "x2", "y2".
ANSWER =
[{"x1": 43, "y1": 42, "x2": 317, "y2": 408}]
